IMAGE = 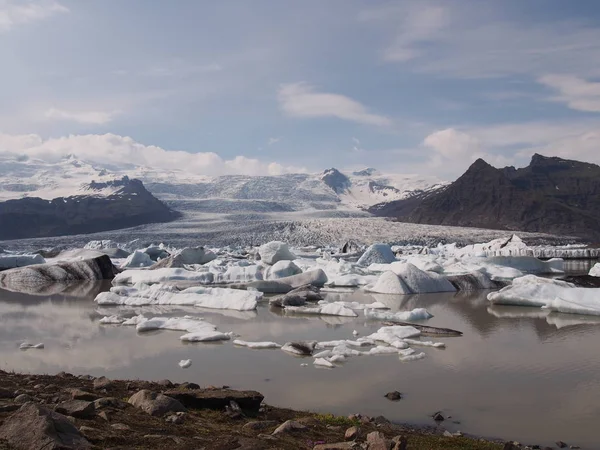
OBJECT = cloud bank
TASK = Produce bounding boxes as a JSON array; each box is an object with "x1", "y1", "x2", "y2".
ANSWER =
[{"x1": 0, "y1": 132, "x2": 303, "y2": 177}]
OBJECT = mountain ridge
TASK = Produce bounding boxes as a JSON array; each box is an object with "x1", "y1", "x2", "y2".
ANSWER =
[{"x1": 373, "y1": 154, "x2": 600, "y2": 240}]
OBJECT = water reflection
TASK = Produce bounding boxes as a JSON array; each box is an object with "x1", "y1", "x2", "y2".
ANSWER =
[{"x1": 0, "y1": 284, "x2": 599, "y2": 448}]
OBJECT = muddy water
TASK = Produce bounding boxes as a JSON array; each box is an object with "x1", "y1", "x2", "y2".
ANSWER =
[{"x1": 0, "y1": 283, "x2": 599, "y2": 448}]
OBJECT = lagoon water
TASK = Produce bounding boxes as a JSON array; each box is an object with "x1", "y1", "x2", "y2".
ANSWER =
[{"x1": 1, "y1": 273, "x2": 599, "y2": 449}]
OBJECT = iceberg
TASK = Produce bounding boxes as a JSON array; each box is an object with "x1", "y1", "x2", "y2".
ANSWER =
[
  {"x1": 120, "y1": 250, "x2": 154, "y2": 269},
  {"x1": 590, "y1": 263, "x2": 600, "y2": 277},
  {"x1": 357, "y1": 243, "x2": 396, "y2": 267},
  {"x1": 259, "y1": 241, "x2": 296, "y2": 265},
  {"x1": 368, "y1": 271, "x2": 412, "y2": 295},
  {"x1": 284, "y1": 303, "x2": 358, "y2": 317},
  {"x1": 96, "y1": 284, "x2": 261, "y2": 311},
  {"x1": 233, "y1": 339, "x2": 281, "y2": 349},
  {"x1": 136, "y1": 316, "x2": 232, "y2": 342},
  {"x1": 113, "y1": 268, "x2": 215, "y2": 285},
  {"x1": 364, "y1": 308, "x2": 433, "y2": 322},
  {"x1": 488, "y1": 275, "x2": 600, "y2": 316}
]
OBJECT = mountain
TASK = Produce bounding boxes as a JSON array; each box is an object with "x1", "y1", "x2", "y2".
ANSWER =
[
  {"x1": 0, "y1": 155, "x2": 445, "y2": 216},
  {"x1": 0, "y1": 176, "x2": 178, "y2": 240},
  {"x1": 374, "y1": 154, "x2": 600, "y2": 240}
]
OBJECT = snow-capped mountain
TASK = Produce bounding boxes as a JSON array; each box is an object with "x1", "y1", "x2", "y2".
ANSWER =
[{"x1": 0, "y1": 154, "x2": 446, "y2": 214}]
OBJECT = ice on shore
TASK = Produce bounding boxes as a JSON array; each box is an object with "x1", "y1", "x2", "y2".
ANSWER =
[
  {"x1": 96, "y1": 284, "x2": 261, "y2": 311},
  {"x1": 488, "y1": 275, "x2": 600, "y2": 316}
]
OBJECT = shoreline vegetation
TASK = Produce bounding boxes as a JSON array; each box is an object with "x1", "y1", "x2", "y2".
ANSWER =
[{"x1": 0, "y1": 369, "x2": 518, "y2": 450}]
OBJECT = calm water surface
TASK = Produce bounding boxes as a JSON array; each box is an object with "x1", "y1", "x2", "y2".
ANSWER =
[{"x1": 1, "y1": 280, "x2": 599, "y2": 448}]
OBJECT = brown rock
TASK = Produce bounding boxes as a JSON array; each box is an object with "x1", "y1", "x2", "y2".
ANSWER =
[
  {"x1": 179, "y1": 382, "x2": 200, "y2": 390},
  {"x1": 67, "y1": 389, "x2": 99, "y2": 402},
  {"x1": 55, "y1": 401, "x2": 96, "y2": 420},
  {"x1": 272, "y1": 420, "x2": 307, "y2": 435},
  {"x1": 128, "y1": 389, "x2": 186, "y2": 417},
  {"x1": 0, "y1": 403, "x2": 20, "y2": 413},
  {"x1": 313, "y1": 443, "x2": 358, "y2": 450},
  {"x1": 0, "y1": 389, "x2": 14, "y2": 399},
  {"x1": 0, "y1": 403, "x2": 90, "y2": 449},
  {"x1": 14, "y1": 394, "x2": 34, "y2": 403},
  {"x1": 111, "y1": 423, "x2": 131, "y2": 431},
  {"x1": 345, "y1": 426, "x2": 359, "y2": 440},
  {"x1": 366, "y1": 431, "x2": 393, "y2": 450},
  {"x1": 165, "y1": 388, "x2": 263, "y2": 412},
  {"x1": 98, "y1": 411, "x2": 110, "y2": 422},
  {"x1": 392, "y1": 436, "x2": 408, "y2": 450},
  {"x1": 242, "y1": 420, "x2": 278, "y2": 431},
  {"x1": 93, "y1": 397, "x2": 128, "y2": 410},
  {"x1": 384, "y1": 391, "x2": 402, "y2": 401},
  {"x1": 92, "y1": 376, "x2": 112, "y2": 390}
]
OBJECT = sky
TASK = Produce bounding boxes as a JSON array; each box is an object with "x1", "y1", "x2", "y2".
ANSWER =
[{"x1": 2, "y1": 0, "x2": 600, "y2": 179}]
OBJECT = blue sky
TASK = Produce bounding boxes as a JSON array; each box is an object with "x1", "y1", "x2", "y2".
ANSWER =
[{"x1": 2, "y1": 0, "x2": 600, "y2": 178}]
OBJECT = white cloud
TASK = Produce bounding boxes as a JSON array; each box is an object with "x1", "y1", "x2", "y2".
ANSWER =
[
  {"x1": 0, "y1": 0, "x2": 68, "y2": 32},
  {"x1": 267, "y1": 137, "x2": 281, "y2": 145},
  {"x1": 360, "y1": 4, "x2": 447, "y2": 62},
  {"x1": 538, "y1": 74, "x2": 600, "y2": 112},
  {"x1": 44, "y1": 108, "x2": 119, "y2": 125},
  {"x1": 365, "y1": 2, "x2": 600, "y2": 79},
  {"x1": 0, "y1": 132, "x2": 305, "y2": 176},
  {"x1": 278, "y1": 82, "x2": 392, "y2": 126},
  {"x1": 422, "y1": 128, "x2": 513, "y2": 174}
]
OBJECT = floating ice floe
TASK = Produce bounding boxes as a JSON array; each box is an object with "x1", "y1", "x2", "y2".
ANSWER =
[
  {"x1": 179, "y1": 359, "x2": 192, "y2": 368},
  {"x1": 488, "y1": 275, "x2": 600, "y2": 316},
  {"x1": 284, "y1": 303, "x2": 358, "y2": 317},
  {"x1": 233, "y1": 339, "x2": 281, "y2": 349},
  {"x1": 120, "y1": 250, "x2": 154, "y2": 269},
  {"x1": 99, "y1": 315, "x2": 125, "y2": 324},
  {"x1": 357, "y1": 243, "x2": 396, "y2": 267},
  {"x1": 135, "y1": 316, "x2": 232, "y2": 342},
  {"x1": 96, "y1": 283, "x2": 261, "y2": 311},
  {"x1": 264, "y1": 260, "x2": 302, "y2": 280},
  {"x1": 281, "y1": 341, "x2": 317, "y2": 356},
  {"x1": 113, "y1": 268, "x2": 215, "y2": 285},
  {"x1": 364, "y1": 308, "x2": 433, "y2": 322},
  {"x1": 19, "y1": 342, "x2": 44, "y2": 350},
  {"x1": 259, "y1": 241, "x2": 296, "y2": 265},
  {"x1": 313, "y1": 357, "x2": 335, "y2": 368},
  {"x1": 0, "y1": 254, "x2": 45, "y2": 270},
  {"x1": 368, "y1": 271, "x2": 411, "y2": 294},
  {"x1": 590, "y1": 263, "x2": 600, "y2": 277},
  {"x1": 403, "y1": 338, "x2": 445, "y2": 348}
]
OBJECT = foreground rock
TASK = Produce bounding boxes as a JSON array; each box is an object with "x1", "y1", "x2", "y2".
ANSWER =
[
  {"x1": 128, "y1": 389, "x2": 187, "y2": 416},
  {"x1": 165, "y1": 388, "x2": 264, "y2": 412},
  {"x1": 0, "y1": 255, "x2": 117, "y2": 291},
  {"x1": 0, "y1": 403, "x2": 90, "y2": 449},
  {"x1": 0, "y1": 369, "x2": 512, "y2": 449}
]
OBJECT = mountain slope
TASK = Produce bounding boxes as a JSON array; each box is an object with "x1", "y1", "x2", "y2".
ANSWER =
[
  {"x1": 0, "y1": 177, "x2": 178, "y2": 240},
  {"x1": 381, "y1": 154, "x2": 600, "y2": 240},
  {"x1": 0, "y1": 155, "x2": 445, "y2": 214}
]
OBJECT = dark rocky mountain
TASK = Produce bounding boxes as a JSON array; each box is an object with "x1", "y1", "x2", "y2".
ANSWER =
[
  {"x1": 320, "y1": 168, "x2": 351, "y2": 194},
  {"x1": 0, "y1": 177, "x2": 179, "y2": 240},
  {"x1": 371, "y1": 154, "x2": 600, "y2": 240}
]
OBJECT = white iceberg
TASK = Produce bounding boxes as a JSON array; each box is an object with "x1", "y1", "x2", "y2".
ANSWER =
[
  {"x1": 120, "y1": 250, "x2": 154, "y2": 269},
  {"x1": 488, "y1": 275, "x2": 600, "y2": 316},
  {"x1": 368, "y1": 271, "x2": 412, "y2": 295},
  {"x1": 113, "y1": 268, "x2": 215, "y2": 285},
  {"x1": 364, "y1": 308, "x2": 433, "y2": 322},
  {"x1": 99, "y1": 315, "x2": 125, "y2": 324},
  {"x1": 589, "y1": 263, "x2": 600, "y2": 277},
  {"x1": 233, "y1": 339, "x2": 281, "y2": 349},
  {"x1": 284, "y1": 303, "x2": 358, "y2": 317},
  {"x1": 357, "y1": 243, "x2": 396, "y2": 266},
  {"x1": 136, "y1": 316, "x2": 232, "y2": 342},
  {"x1": 179, "y1": 359, "x2": 192, "y2": 368},
  {"x1": 314, "y1": 357, "x2": 335, "y2": 368},
  {"x1": 259, "y1": 241, "x2": 296, "y2": 265},
  {"x1": 96, "y1": 284, "x2": 261, "y2": 311}
]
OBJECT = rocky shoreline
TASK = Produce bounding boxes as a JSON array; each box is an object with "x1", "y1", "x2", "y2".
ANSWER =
[{"x1": 0, "y1": 369, "x2": 547, "y2": 450}]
